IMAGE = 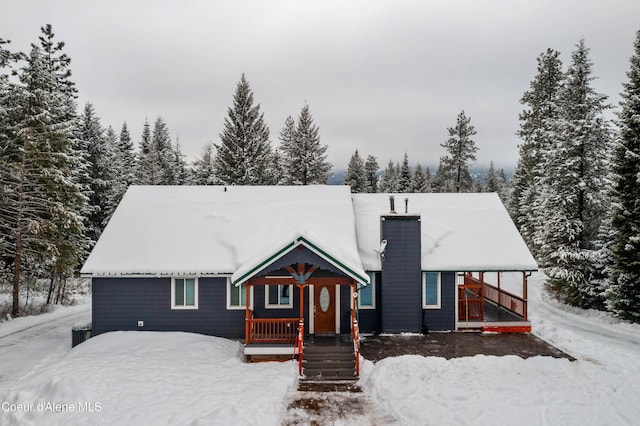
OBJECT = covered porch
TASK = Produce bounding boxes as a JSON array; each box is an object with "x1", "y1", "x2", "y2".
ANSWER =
[
  {"x1": 232, "y1": 235, "x2": 369, "y2": 377},
  {"x1": 457, "y1": 271, "x2": 531, "y2": 332}
]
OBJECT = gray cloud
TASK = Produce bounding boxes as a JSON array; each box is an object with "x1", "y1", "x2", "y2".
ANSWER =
[{"x1": 2, "y1": 0, "x2": 638, "y2": 170}]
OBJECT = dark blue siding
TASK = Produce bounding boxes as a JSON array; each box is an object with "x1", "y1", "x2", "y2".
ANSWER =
[
  {"x1": 358, "y1": 272, "x2": 381, "y2": 333},
  {"x1": 92, "y1": 277, "x2": 246, "y2": 338},
  {"x1": 422, "y1": 271, "x2": 456, "y2": 331},
  {"x1": 380, "y1": 216, "x2": 422, "y2": 333}
]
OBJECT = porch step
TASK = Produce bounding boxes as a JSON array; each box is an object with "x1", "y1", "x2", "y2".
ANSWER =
[{"x1": 301, "y1": 344, "x2": 357, "y2": 384}]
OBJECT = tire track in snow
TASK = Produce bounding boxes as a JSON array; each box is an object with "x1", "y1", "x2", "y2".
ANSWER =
[{"x1": 0, "y1": 306, "x2": 90, "y2": 342}]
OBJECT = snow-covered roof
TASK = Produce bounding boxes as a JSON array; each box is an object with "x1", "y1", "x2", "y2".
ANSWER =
[
  {"x1": 352, "y1": 193, "x2": 538, "y2": 271},
  {"x1": 81, "y1": 185, "x2": 366, "y2": 277},
  {"x1": 81, "y1": 186, "x2": 537, "y2": 277}
]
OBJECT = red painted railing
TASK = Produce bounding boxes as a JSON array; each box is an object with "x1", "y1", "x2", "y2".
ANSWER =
[
  {"x1": 245, "y1": 318, "x2": 299, "y2": 344},
  {"x1": 352, "y1": 317, "x2": 360, "y2": 377},
  {"x1": 484, "y1": 282, "x2": 526, "y2": 318}
]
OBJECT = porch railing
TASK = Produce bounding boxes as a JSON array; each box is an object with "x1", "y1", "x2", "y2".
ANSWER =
[
  {"x1": 245, "y1": 317, "x2": 299, "y2": 344},
  {"x1": 297, "y1": 320, "x2": 304, "y2": 375},
  {"x1": 484, "y1": 282, "x2": 526, "y2": 318}
]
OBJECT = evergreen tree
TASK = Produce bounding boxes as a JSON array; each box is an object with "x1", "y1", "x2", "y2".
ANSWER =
[
  {"x1": 485, "y1": 161, "x2": 508, "y2": 201},
  {"x1": 510, "y1": 49, "x2": 564, "y2": 256},
  {"x1": 169, "y1": 138, "x2": 189, "y2": 185},
  {"x1": 214, "y1": 74, "x2": 274, "y2": 185},
  {"x1": 151, "y1": 117, "x2": 174, "y2": 184},
  {"x1": 79, "y1": 102, "x2": 115, "y2": 242},
  {"x1": 399, "y1": 153, "x2": 412, "y2": 192},
  {"x1": 412, "y1": 163, "x2": 430, "y2": 192},
  {"x1": 191, "y1": 143, "x2": 217, "y2": 185},
  {"x1": 136, "y1": 119, "x2": 160, "y2": 184},
  {"x1": 538, "y1": 39, "x2": 611, "y2": 308},
  {"x1": 109, "y1": 121, "x2": 136, "y2": 201},
  {"x1": 364, "y1": 155, "x2": 379, "y2": 193},
  {"x1": 345, "y1": 149, "x2": 366, "y2": 193},
  {"x1": 432, "y1": 161, "x2": 452, "y2": 192},
  {"x1": 279, "y1": 104, "x2": 332, "y2": 185},
  {"x1": 440, "y1": 110, "x2": 478, "y2": 192},
  {"x1": 378, "y1": 160, "x2": 400, "y2": 192},
  {"x1": 607, "y1": 30, "x2": 640, "y2": 322},
  {"x1": 1, "y1": 32, "x2": 87, "y2": 315}
]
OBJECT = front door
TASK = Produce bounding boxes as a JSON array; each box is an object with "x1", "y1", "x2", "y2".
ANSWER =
[{"x1": 313, "y1": 284, "x2": 336, "y2": 334}]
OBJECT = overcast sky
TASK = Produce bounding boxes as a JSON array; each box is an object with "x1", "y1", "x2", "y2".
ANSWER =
[{"x1": 2, "y1": 0, "x2": 639, "y2": 170}]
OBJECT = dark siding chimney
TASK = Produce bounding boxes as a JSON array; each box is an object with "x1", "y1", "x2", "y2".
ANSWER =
[{"x1": 380, "y1": 214, "x2": 422, "y2": 333}]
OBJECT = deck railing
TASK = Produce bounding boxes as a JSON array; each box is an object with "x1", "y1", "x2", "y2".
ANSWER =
[
  {"x1": 245, "y1": 318, "x2": 299, "y2": 344},
  {"x1": 484, "y1": 282, "x2": 526, "y2": 318},
  {"x1": 297, "y1": 320, "x2": 304, "y2": 375}
]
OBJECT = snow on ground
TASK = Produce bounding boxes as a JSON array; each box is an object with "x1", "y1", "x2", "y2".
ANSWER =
[{"x1": 2, "y1": 272, "x2": 640, "y2": 425}]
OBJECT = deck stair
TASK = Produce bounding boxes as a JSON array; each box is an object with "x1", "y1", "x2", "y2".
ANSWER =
[{"x1": 299, "y1": 342, "x2": 359, "y2": 392}]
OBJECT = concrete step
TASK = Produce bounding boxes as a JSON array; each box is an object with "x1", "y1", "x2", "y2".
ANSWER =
[
  {"x1": 303, "y1": 345, "x2": 354, "y2": 354},
  {"x1": 303, "y1": 367, "x2": 356, "y2": 381},
  {"x1": 297, "y1": 380, "x2": 361, "y2": 392},
  {"x1": 303, "y1": 352, "x2": 354, "y2": 362}
]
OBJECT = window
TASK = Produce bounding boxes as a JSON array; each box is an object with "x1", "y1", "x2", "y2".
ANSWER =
[
  {"x1": 357, "y1": 272, "x2": 376, "y2": 309},
  {"x1": 422, "y1": 272, "x2": 441, "y2": 309},
  {"x1": 172, "y1": 278, "x2": 198, "y2": 309},
  {"x1": 265, "y1": 285, "x2": 293, "y2": 308},
  {"x1": 227, "y1": 279, "x2": 252, "y2": 309}
]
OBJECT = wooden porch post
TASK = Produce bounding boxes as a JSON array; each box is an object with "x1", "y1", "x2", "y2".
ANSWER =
[
  {"x1": 523, "y1": 272, "x2": 528, "y2": 322},
  {"x1": 245, "y1": 281, "x2": 251, "y2": 344},
  {"x1": 298, "y1": 284, "x2": 304, "y2": 321},
  {"x1": 497, "y1": 272, "x2": 502, "y2": 309},
  {"x1": 479, "y1": 271, "x2": 485, "y2": 321}
]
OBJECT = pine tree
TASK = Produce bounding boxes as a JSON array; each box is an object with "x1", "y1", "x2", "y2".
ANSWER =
[
  {"x1": 432, "y1": 161, "x2": 452, "y2": 192},
  {"x1": 440, "y1": 110, "x2": 478, "y2": 192},
  {"x1": 345, "y1": 149, "x2": 366, "y2": 193},
  {"x1": 214, "y1": 74, "x2": 274, "y2": 185},
  {"x1": 1, "y1": 31, "x2": 87, "y2": 315},
  {"x1": 378, "y1": 160, "x2": 400, "y2": 192},
  {"x1": 485, "y1": 161, "x2": 508, "y2": 201},
  {"x1": 538, "y1": 39, "x2": 611, "y2": 308},
  {"x1": 191, "y1": 143, "x2": 217, "y2": 185},
  {"x1": 168, "y1": 138, "x2": 189, "y2": 185},
  {"x1": 412, "y1": 163, "x2": 429, "y2": 192},
  {"x1": 280, "y1": 105, "x2": 332, "y2": 185},
  {"x1": 510, "y1": 49, "x2": 564, "y2": 256},
  {"x1": 79, "y1": 102, "x2": 115, "y2": 242},
  {"x1": 399, "y1": 153, "x2": 412, "y2": 192},
  {"x1": 607, "y1": 30, "x2": 640, "y2": 322},
  {"x1": 364, "y1": 155, "x2": 379, "y2": 193},
  {"x1": 151, "y1": 117, "x2": 174, "y2": 184},
  {"x1": 136, "y1": 119, "x2": 160, "y2": 184}
]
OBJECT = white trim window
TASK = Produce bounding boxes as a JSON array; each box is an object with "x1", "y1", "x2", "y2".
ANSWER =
[
  {"x1": 358, "y1": 272, "x2": 376, "y2": 309},
  {"x1": 172, "y1": 277, "x2": 198, "y2": 309},
  {"x1": 227, "y1": 279, "x2": 253, "y2": 310},
  {"x1": 265, "y1": 284, "x2": 293, "y2": 309},
  {"x1": 422, "y1": 272, "x2": 441, "y2": 309}
]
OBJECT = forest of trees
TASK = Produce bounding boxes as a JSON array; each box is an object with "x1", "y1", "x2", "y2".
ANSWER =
[{"x1": 1, "y1": 26, "x2": 639, "y2": 323}]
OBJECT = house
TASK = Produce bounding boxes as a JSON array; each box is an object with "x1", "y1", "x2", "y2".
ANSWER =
[{"x1": 81, "y1": 185, "x2": 537, "y2": 376}]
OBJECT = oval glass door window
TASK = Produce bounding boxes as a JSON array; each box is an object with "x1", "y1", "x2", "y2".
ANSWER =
[{"x1": 319, "y1": 287, "x2": 330, "y2": 312}]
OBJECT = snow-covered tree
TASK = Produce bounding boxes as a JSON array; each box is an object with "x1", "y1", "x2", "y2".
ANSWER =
[
  {"x1": 214, "y1": 74, "x2": 274, "y2": 185},
  {"x1": 378, "y1": 160, "x2": 400, "y2": 193},
  {"x1": 151, "y1": 117, "x2": 174, "y2": 184},
  {"x1": 606, "y1": 30, "x2": 640, "y2": 322},
  {"x1": 1, "y1": 29, "x2": 88, "y2": 315},
  {"x1": 537, "y1": 39, "x2": 612, "y2": 308},
  {"x1": 412, "y1": 163, "x2": 430, "y2": 192},
  {"x1": 279, "y1": 104, "x2": 332, "y2": 185},
  {"x1": 168, "y1": 138, "x2": 189, "y2": 185},
  {"x1": 136, "y1": 119, "x2": 158, "y2": 184},
  {"x1": 399, "y1": 153, "x2": 412, "y2": 192},
  {"x1": 364, "y1": 155, "x2": 379, "y2": 193},
  {"x1": 108, "y1": 122, "x2": 136, "y2": 210},
  {"x1": 79, "y1": 102, "x2": 115, "y2": 242},
  {"x1": 440, "y1": 110, "x2": 478, "y2": 192},
  {"x1": 510, "y1": 49, "x2": 564, "y2": 255},
  {"x1": 190, "y1": 142, "x2": 217, "y2": 185},
  {"x1": 345, "y1": 149, "x2": 366, "y2": 193},
  {"x1": 485, "y1": 161, "x2": 508, "y2": 201}
]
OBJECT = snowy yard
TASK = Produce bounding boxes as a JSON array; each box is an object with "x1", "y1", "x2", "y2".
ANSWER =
[{"x1": 1, "y1": 273, "x2": 640, "y2": 425}]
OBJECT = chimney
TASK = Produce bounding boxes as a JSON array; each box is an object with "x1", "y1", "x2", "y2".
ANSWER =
[{"x1": 389, "y1": 195, "x2": 396, "y2": 214}]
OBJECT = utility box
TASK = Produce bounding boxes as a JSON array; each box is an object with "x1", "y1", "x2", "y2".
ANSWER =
[{"x1": 71, "y1": 324, "x2": 92, "y2": 347}]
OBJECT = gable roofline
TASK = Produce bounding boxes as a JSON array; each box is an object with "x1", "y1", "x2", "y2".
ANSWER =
[{"x1": 231, "y1": 233, "x2": 370, "y2": 287}]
